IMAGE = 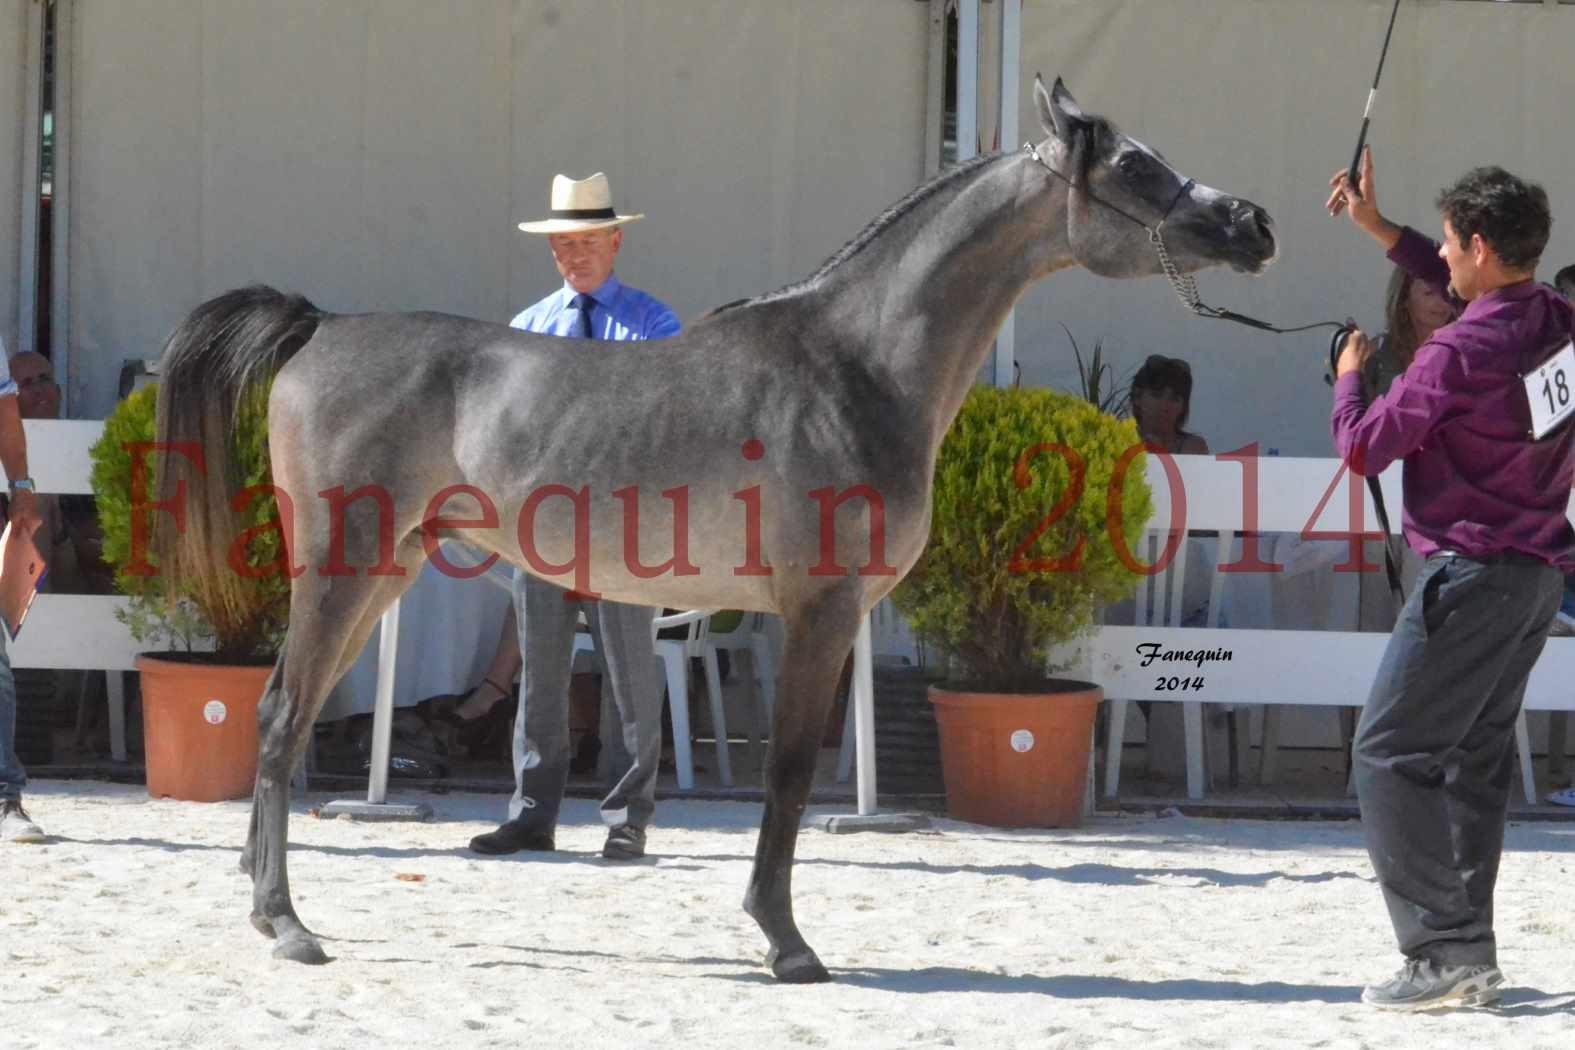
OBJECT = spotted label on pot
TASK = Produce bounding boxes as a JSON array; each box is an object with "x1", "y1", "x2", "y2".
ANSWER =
[
  {"x1": 1009, "y1": 729, "x2": 1034, "y2": 753},
  {"x1": 203, "y1": 700, "x2": 228, "y2": 725}
]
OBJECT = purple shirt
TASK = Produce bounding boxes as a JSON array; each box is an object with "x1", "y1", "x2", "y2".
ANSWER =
[{"x1": 1331, "y1": 226, "x2": 1575, "y2": 568}]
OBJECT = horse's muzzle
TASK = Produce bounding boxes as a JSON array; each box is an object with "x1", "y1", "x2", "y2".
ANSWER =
[{"x1": 1228, "y1": 201, "x2": 1278, "y2": 274}]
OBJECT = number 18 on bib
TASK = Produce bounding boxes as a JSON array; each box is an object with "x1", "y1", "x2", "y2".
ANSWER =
[{"x1": 1525, "y1": 339, "x2": 1575, "y2": 441}]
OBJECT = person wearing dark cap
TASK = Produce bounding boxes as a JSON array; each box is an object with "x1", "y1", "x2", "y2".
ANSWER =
[{"x1": 1128, "y1": 354, "x2": 1209, "y2": 455}]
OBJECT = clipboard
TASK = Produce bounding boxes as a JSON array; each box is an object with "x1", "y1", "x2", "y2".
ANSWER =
[{"x1": 0, "y1": 519, "x2": 48, "y2": 642}]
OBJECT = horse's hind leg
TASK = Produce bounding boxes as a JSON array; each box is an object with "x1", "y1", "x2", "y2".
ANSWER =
[
  {"x1": 246, "y1": 554, "x2": 421, "y2": 964},
  {"x1": 742, "y1": 597, "x2": 861, "y2": 983},
  {"x1": 237, "y1": 563, "x2": 411, "y2": 881},
  {"x1": 239, "y1": 658, "x2": 282, "y2": 880}
]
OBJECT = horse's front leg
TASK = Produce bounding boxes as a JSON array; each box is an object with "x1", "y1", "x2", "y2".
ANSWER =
[{"x1": 742, "y1": 602, "x2": 860, "y2": 983}]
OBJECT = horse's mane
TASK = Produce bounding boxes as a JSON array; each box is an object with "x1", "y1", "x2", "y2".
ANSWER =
[{"x1": 706, "y1": 151, "x2": 1005, "y2": 318}]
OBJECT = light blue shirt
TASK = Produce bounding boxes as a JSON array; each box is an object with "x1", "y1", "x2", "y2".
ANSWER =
[
  {"x1": 509, "y1": 274, "x2": 680, "y2": 341},
  {"x1": 0, "y1": 337, "x2": 15, "y2": 399}
]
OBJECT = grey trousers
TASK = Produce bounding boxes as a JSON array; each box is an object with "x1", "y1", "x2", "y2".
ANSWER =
[
  {"x1": 507, "y1": 570, "x2": 664, "y2": 831},
  {"x1": 1353, "y1": 553, "x2": 1562, "y2": 967},
  {"x1": 0, "y1": 633, "x2": 21, "y2": 803}
]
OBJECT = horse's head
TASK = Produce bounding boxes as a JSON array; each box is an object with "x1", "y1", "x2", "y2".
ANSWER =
[{"x1": 1031, "y1": 77, "x2": 1277, "y2": 280}]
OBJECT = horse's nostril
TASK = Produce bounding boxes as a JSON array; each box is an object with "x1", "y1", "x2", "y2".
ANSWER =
[{"x1": 1243, "y1": 207, "x2": 1274, "y2": 245}]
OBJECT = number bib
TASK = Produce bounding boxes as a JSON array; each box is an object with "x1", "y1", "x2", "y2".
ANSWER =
[{"x1": 1525, "y1": 339, "x2": 1575, "y2": 440}]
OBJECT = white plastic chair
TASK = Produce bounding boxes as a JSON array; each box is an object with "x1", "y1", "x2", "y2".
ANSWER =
[
  {"x1": 573, "y1": 608, "x2": 729, "y2": 790},
  {"x1": 1103, "y1": 530, "x2": 1212, "y2": 799},
  {"x1": 702, "y1": 611, "x2": 778, "y2": 775}
]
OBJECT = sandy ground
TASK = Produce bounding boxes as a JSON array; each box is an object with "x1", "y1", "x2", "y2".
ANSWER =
[{"x1": 3, "y1": 780, "x2": 1574, "y2": 1050}]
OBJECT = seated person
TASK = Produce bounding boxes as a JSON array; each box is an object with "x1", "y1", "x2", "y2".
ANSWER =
[
  {"x1": 1128, "y1": 354, "x2": 1209, "y2": 455},
  {"x1": 8, "y1": 353, "x2": 72, "y2": 581},
  {"x1": 1348, "y1": 270, "x2": 1455, "y2": 629},
  {"x1": 1362, "y1": 264, "x2": 1458, "y2": 401},
  {"x1": 1355, "y1": 265, "x2": 1458, "y2": 631},
  {"x1": 1553, "y1": 263, "x2": 1575, "y2": 301}
]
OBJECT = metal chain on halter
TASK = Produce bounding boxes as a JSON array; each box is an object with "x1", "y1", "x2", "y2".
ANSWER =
[
  {"x1": 1148, "y1": 223, "x2": 1204, "y2": 316},
  {"x1": 1024, "y1": 140, "x2": 1345, "y2": 337}
]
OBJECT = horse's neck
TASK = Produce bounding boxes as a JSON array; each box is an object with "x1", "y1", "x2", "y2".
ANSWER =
[{"x1": 821, "y1": 153, "x2": 1069, "y2": 448}]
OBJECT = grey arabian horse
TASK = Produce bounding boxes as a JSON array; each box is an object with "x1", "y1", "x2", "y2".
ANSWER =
[{"x1": 152, "y1": 78, "x2": 1276, "y2": 981}]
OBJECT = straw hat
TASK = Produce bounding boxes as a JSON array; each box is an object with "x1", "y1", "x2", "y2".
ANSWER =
[{"x1": 517, "y1": 172, "x2": 645, "y2": 234}]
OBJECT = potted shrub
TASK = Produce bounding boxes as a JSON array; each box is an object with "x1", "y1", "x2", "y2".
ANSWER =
[
  {"x1": 90, "y1": 384, "x2": 287, "y2": 800},
  {"x1": 892, "y1": 385, "x2": 1152, "y2": 826}
]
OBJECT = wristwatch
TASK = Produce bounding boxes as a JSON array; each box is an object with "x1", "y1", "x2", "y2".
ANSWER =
[{"x1": 8, "y1": 477, "x2": 35, "y2": 496}]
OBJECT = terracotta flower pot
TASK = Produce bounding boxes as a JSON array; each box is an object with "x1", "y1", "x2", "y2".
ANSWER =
[
  {"x1": 136, "y1": 655, "x2": 272, "y2": 802},
  {"x1": 929, "y1": 680, "x2": 1102, "y2": 828}
]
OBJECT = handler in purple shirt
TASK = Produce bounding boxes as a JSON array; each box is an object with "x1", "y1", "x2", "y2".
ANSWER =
[{"x1": 1325, "y1": 148, "x2": 1573, "y2": 1011}]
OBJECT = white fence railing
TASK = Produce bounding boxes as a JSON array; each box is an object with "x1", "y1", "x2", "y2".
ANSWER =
[
  {"x1": 1075, "y1": 454, "x2": 1575, "y2": 803},
  {"x1": 21, "y1": 424, "x2": 1572, "y2": 805},
  {"x1": 8, "y1": 420, "x2": 141, "y2": 760}
]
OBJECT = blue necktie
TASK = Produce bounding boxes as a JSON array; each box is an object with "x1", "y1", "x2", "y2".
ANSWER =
[{"x1": 572, "y1": 293, "x2": 598, "y2": 340}]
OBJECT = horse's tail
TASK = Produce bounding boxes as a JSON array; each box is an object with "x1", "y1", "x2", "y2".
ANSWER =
[{"x1": 153, "y1": 285, "x2": 322, "y2": 628}]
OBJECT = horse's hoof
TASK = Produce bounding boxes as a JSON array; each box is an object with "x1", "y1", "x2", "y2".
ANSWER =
[
  {"x1": 273, "y1": 936, "x2": 330, "y2": 965},
  {"x1": 250, "y1": 913, "x2": 277, "y2": 939},
  {"x1": 771, "y1": 948, "x2": 831, "y2": 984}
]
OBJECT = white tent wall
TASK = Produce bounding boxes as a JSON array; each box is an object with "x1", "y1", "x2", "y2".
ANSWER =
[
  {"x1": 64, "y1": 0, "x2": 928, "y2": 419},
  {"x1": 1017, "y1": 0, "x2": 1575, "y2": 456},
  {"x1": 1, "y1": 0, "x2": 29, "y2": 353}
]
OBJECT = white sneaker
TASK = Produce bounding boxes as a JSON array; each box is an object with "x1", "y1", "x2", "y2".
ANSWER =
[
  {"x1": 1361, "y1": 958, "x2": 1503, "y2": 1011},
  {"x1": 0, "y1": 799, "x2": 45, "y2": 843}
]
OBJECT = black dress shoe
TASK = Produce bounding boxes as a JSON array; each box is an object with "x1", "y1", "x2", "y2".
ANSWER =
[
  {"x1": 469, "y1": 822, "x2": 556, "y2": 855},
  {"x1": 602, "y1": 824, "x2": 646, "y2": 860}
]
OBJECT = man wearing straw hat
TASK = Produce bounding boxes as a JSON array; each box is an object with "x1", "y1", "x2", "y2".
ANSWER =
[{"x1": 468, "y1": 172, "x2": 677, "y2": 861}]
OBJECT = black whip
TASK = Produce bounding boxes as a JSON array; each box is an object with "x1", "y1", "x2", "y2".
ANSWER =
[
  {"x1": 1346, "y1": 0, "x2": 1404, "y2": 195},
  {"x1": 1329, "y1": 0, "x2": 1407, "y2": 606}
]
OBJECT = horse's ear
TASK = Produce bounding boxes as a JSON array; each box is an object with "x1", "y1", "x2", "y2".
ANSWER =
[{"x1": 1035, "y1": 74, "x2": 1086, "y2": 143}]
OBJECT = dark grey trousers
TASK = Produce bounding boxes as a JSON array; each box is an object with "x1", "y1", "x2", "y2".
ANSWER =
[
  {"x1": 1353, "y1": 553, "x2": 1562, "y2": 967},
  {"x1": 507, "y1": 571, "x2": 664, "y2": 832},
  {"x1": 0, "y1": 635, "x2": 22, "y2": 803}
]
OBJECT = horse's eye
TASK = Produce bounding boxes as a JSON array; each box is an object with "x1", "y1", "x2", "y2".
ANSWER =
[{"x1": 1118, "y1": 154, "x2": 1142, "y2": 178}]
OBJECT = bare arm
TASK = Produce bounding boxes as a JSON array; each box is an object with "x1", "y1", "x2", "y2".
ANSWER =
[{"x1": 0, "y1": 395, "x2": 40, "y2": 537}]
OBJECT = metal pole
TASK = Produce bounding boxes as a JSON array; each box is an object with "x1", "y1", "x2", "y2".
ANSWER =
[
  {"x1": 50, "y1": 0, "x2": 74, "y2": 415},
  {"x1": 993, "y1": 0, "x2": 1020, "y2": 389},
  {"x1": 366, "y1": 599, "x2": 400, "y2": 805},
  {"x1": 853, "y1": 614, "x2": 877, "y2": 816},
  {"x1": 956, "y1": 0, "x2": 978, "y2": 164},
  {"x1": 924, "y1": 0, "x2": 948, "y2": 178},
  {"x1": 16, "y1": 0, "x2": 45, "y2": 358}
]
